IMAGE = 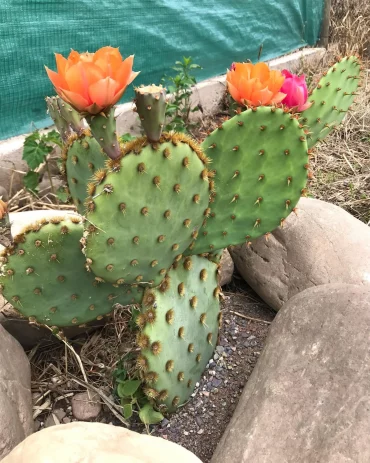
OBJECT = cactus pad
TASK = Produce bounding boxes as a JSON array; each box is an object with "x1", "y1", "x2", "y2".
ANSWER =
[
  {"x1": 83, "y1": 132, "x2": 210, "y2": 286},
  {"x1": 0, "y1": 217, "x2": 143, "y2": 327},
  {"x1": 302, "y1": 56, "x2": 361, "y2": 149},
  {"x1": 188, "y1": 107, "x2": 309, "y2": 254},
  {"x1": 137, "y1": 255, "x2": 220, "y2": 412},
  {"x1": 63, "y1": 132, "x2": 107, "y2": 214}
]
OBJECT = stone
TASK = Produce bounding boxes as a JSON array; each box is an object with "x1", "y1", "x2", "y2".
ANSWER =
[
  {"x1": 43, "y1": 414, "x2": 59, "y2": 428},
  {"x1": 230, "y1": 198, "x2": 370, "y2": 311},
  {"x1": 53, "y1": 409, "x2": 66, "y2": 421},
  {"x1": 212, "y1": 284, "x2": 370, "y2": 463},
  {"x1": 71, "y1": 392, "x2": 102, "y2": 421},
  {"x1": 0, "y1": 304, "x2": 105, "y2": 350},
  {"x1": 219, "y1": 249, "x2": 234, "y2": 286},
  {"x1": 3, "y1": 422, "x2": 202, "y2": 462},
  {"x1": 0, "y1": 325, "x2": 33, "y2": 460}
]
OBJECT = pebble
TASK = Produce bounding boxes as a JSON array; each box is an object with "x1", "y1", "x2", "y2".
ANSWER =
[
  {"x1": 71, "y1": 392, "x2": 102, "y2": 421},
  {"x1": 197, "y1": 429, "x2": 204, "y2": 435},
  {"x1": 213, "y1": 353, "x2": 219, "y2": 361},
  {"x1": 62, "y1": 417, "x2": 71, "y2": 424},
  {"x1": 53, "y1": 408, "x2": 66, "y2": 421},
  {"x1": 195, "y1": 416, "x2": 203, "y2": 427},
  {"x1": 184, "y1": 431, "x2": 189, "y2": 436},
  {"x1": 212, "y1": 378, "x2": 222, "y2": 388},
  {"x1": 248, "y1": 335, "x2": 256, "y2": 341},
  {"x1": 44, "y1": 414, "x2": 59, "y2": 428},
  {"x1": 161, "y1": 418, "x2": 170, "y2": 428},
  {"x1": 202, "y1": 391, "x2": 210, "y2": 397},
  {"x1": 216, "y1": 346, "x2": 224, "y2": 354}
]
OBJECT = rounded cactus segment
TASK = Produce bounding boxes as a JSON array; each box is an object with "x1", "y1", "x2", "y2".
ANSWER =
[
  {"x1": 187, "y1": 107, "x2": 309, "y2": 254},
  {"x1": 0, "y1": 217, "x2": 143, "y2": 327},
  {"x1": 134, "y1": 85, "x2": 167, "y2": 142},
  {"x1": 83, "y1": 133, "x2": 210, "y2": 286},
  {"x1": 137, "y1": 255, "x2": 220, "y2": 413},
  {"x1": 63, "y1": 133, "x2": 107, "y2": 214},
  {"x1": 302, "y1": 56, "x2": 361, "y2": 149}
]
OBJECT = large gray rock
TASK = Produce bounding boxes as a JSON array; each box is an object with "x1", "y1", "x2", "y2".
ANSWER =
[
  {"x1": 0, "y1": 326, "x2": 33, "y2": 460},
  {"x1": 230, "y1": 198, "x2": 370, "y2": 311},
  {"x1": 3, "y1": 422, "x2": 202, "y2": 463},
  {"x1": 219, "y1": 249, "x2": 234, "y2": 286},
  {"x1": 212, "y1": 284, "x2": 370, "y2": 463}
]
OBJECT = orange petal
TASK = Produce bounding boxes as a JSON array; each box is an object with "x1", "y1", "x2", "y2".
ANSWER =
[
  {"x1": 252, "y1": 62, "x2": 270, "y2": 83},
  {"x1": 59, "y1": 88, "x2": 90, "y2": 112},
  {"x1": 114, "y1": 55, "x2": 134, "y2": 86},
  {"x1": 68, "y1": 50, "x2": 82, "y2": 65},
  {"x1": 268, "y1": 70, "x2": 285, "y2": 94},
  {"x1": 94, "y1": 47, "x2": 123, "y2": 76},
  {"x1": 88, "y1": 77, "x2": 119, "y2": 108},
  {"x1": 45, "y1": 67, "x2": 67, "y2": 92},
  {"x1": 254, "y1": 87, "x2": 273, "y2": 106},
  {"x1": 227, "y1": 81, "x2": 242, "y2": 104},
  {"x1": 55, "y1": 53, "x2": 68, "y2": 76},
  {"x1": 64, "y1": 63, "x2": 89, "y2": 100},
  {"x1": 127, "y1": 70, "x2": 140, "y2": 86},
  {"x1": 94, "y1": 46, "x2": 122, "y2": 63},
  {"x1": 65, "y1": 62, "x2": 105, "y2": 102},
  {"x1": 271, "y1": 92, "x2": 287, "y2": 104},
  {"x1": 239, "y1": 77, "x2": 258, "y2": 102},
  {"x1": 235, "y1": 63, "x2": 253, "y2": 80}
]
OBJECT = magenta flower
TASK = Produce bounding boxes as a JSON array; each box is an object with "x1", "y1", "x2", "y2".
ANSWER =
[{"x1": 280, "y1": 70, "x2": 311, "y2": 112}]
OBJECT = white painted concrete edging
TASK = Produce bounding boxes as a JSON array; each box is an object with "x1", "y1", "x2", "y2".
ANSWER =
[{"x1": 0, "y1": 47, "x2": 325, "y2": 197}]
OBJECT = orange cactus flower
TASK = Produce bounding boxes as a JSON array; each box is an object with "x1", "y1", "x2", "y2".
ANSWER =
[
  {"x1": 45, "y1": 47, "x2": 139, "y2": 114},
  {"x1": 0, "y1": 200, "x2": 8, "y2": 220},
  {"x1": 226, "y1": 62, "x2": 286, "y2": 107}
]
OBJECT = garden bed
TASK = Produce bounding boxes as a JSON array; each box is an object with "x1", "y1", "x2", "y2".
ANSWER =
[
  {"x1": 3, "y1": 43, "x2": 370, "y2": 463},
  {"x1": 30, "y1": 276, "x2": 274, "y2": 463}
]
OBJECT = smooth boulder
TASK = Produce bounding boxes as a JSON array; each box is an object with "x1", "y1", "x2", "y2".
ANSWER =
[
  {"x1": 3, "y1": 422, "x2": 202, "y2": 463},
  {"x1": 219, "y1": 249, "x2": 234, "y2": 286},
  {"x1": 230, "y1": 198, "x2": 370, "y2": 311},
  {"x1": 0, "y1": 326, "x2": 33, "y2": 460},
  {"x1": 212, "y1": 284, "x2": 370, "y2": 463}
]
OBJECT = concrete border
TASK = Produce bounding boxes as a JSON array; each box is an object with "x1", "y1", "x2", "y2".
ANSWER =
[{"x1": 0, "y1": 47, "x2": 325, "y2": 196}]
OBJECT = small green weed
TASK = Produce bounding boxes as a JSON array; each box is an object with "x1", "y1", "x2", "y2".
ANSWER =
[
  {"x1": 162, "y1": 57, "x2": 202, "y2": 132},
  {"x1": 22, "y1": 129, "x2": 62, "y2": 194}
]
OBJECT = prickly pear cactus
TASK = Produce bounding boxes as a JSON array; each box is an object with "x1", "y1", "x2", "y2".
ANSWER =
[
  {"x1": 0, "y1": 217, "x2": 143, "y2": 327},
  {"x1": 136, "y1": 255, "x2": 221, "y2": 413},
  {"x1": 62, "y1": 132, "x2": 107, "y2": 214},
  {"x1": 187, "y1": 106, "x2": 309, "y2": 255},
  {"x1": 301, "y1": 56, "x2": 361, "y2": 149},
  {"x1": 83, "y1": 132, "x2": 211, "y2": 286}
]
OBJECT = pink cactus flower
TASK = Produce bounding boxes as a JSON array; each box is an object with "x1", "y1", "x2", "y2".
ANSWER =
[{"x1": 280, "y1": 70, "x2": 312, "y2": 112}]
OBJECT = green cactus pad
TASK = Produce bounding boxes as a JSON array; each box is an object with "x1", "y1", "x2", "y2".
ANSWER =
[
  {"x1": 83, "y1": 132, "x2": 210, "y2": 286},
  {"x1": 135, "y1": 85, "x2": 167, "y2": 142},
  {"x1": 187, "y1": 107, "x2": 309, "y2": 255},
  {"x1": 63, "y1": 132, "x2": 107, "y2": 214},
  {"x1": 301, "y1": 56, "x2": 361, "y2": 149},
  {"x1": 137, "y1": 255, "x2": 220, "y2": 413},
  {"x1": 0, "y1": 217, "x2": 143, "y2": 327}
]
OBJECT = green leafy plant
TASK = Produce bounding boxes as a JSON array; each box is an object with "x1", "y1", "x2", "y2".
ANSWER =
[
  {"x1": 161, "y1": 56, "x2": 202, "y2": 132},
  {"x1": 22, "y1": 129, "x2": 62, "y2": 193},
  {"x1": 114, "y1": 358, "x2": 164, "y2": 425}
]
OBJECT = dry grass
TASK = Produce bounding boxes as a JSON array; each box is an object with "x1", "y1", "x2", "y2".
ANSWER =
[
  {"x1": 297, "y1": 47, "x2": 370, "y2": 224},
  {"x1": 330, "y1": 0, "x2": 370, "y2": 57},
  {"x1": 30, "y1": 306, "x2": 138, "y2": 425}
]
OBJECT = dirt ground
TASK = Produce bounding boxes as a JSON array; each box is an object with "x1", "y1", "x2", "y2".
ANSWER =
[{"x1": 29, "y1": 274, "x2": 274, "y2": 463}]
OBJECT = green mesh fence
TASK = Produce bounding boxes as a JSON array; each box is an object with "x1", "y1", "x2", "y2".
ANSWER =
[{"x1": 0, "y1": 0, "x2": 324, "y2": 140}]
